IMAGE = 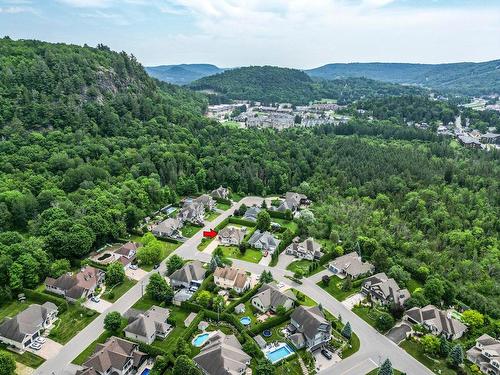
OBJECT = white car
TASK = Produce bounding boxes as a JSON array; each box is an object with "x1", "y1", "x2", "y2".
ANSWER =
[
  {"x1": 130, "y1": 264, "x2": 138, "y2": 270},
  {"x1": 35, "y1": 337, "x2": 46, "y2": 344},
  {"x1": 30, "y1": 342, "x2": 42, "y2": 350},
  {"x1": 91, "y1": 296, "x2": 100, "y2": 303}
]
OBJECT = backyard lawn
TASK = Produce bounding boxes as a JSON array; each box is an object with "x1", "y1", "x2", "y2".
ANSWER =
[
  {"x1": 182, "y1": 223, "x2": 203, "y2": 238},
  {"x1": 287, "y1": 259, "x2": 312, "y2": 275},
  {"x1": 272, "y1": 218, "x2": 299, "y2": 233},
  {"x1": 49, "y1": 305, "x2": 98, "y2": 344},
  {"x1": 142, "y1": 240, "x2": 180, "y2": 271},
  {"x1": 407, "y1": 278, "x2": 423, "y2": 293},
  {"x1": 0, "y1": 299, "x2": 34, "y2": 321},
  {"x1": 292, "y1": 288, "x2": 316, "y2": 307},
  {"x1": 318, "y1": 276, "x2": 360, "y2": 301},
  {"x1": 151, "y1": 307, "x2": 192, "y2": 354},
  {"x1": 351, "y1": 305, "x2": 393, "y2": 333},
  {"x1": 273, "y1": 356, "x2": 303, "y2": 375},
  {"x1": 216, "y1": 201, "x2": 232, "y2": 210},
  {"x1": 0, "y1": 345, "x2": 44, "y2": 368},
  {"x1": 400, "y1": 339, "x2": 472, "y2": 375},
  {"x1": 220, "y1": 246, "x2": 263, "y2": 263},
  {"x1": 102, "y1": 278, "x2": 137, "y2": 302}
]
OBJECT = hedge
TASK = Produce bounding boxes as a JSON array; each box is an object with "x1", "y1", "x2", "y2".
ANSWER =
[
  {"x1": 181, "y1": 311, "x2": 205, "y2": 341},
  {"x1": 228, "y1": 217, "x2": 257, "y2": 227},
  {"x1": 85, "y1": 259, "x2": 108, "y2": 271},
  {"x1": 214, "y1": 197, "x2": 232, "y2": 205},
  {"x1": 190, "y1": 274, "x2": 214, "y2": 302},
  {"x1": 319, "y1": 250, "x2": 337, "y2": 266},
  {"x1": 180, "y1": 301, "x2": 203, "y2": 313},
  {"x1": 150, "y1": 355, "x2": 175, "y2": 375},
  {"x1": 157, "y1": 237, "x2": 181, "y2": 245},
  {"x1": 215, "y1": 218, "x2": 230, "y2": 231},
  {"x1": 225, "y1": 283, "x2": 262, "y2": 313},
  {"x1": 23, "y1": 289, "x2": 68, "y2": 313},
  {"x1": 269, "y1": 209, "x2": 293, "y2": 221},
  {"x1": 248, "y1": 310, "x2": 293, "y2": 336}
]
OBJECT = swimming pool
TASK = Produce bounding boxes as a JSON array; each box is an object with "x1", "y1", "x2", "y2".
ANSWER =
[
  {"x1": 140, "y1": 368, "x2": 150, "y2": 375},
  {"x1": 240, "y1": 316, "x2": 251, "y2": 326},
  {"x1": 266, "y1": 344, "x2": 294, "y2": 364},
  {"x1": 192, "y1": 333, "x2": 210, "y2": 347}
]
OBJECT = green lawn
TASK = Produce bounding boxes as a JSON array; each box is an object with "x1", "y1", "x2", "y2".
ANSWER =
[
  {"x1": 0, "y1": 345, "x2": 44, "y2": 368},
  {"x1": 0, "y1": 299, "x2": 34, "y2": 321},
  {"x1": 72, "y1": 330, "x2": 112, "y2": 365},
  {"x1": 407, "y1": 278, "x2": 423, "y2": 293},
  {"x1": 220, "y1": 246, "x2": 263, "y2": 263},
  {"x1": 272, "y1": 218, "x2": 299, "y2": 234},
  {"x1": 351, "y1": 305, "x2": 393, "y2": 333},
  {"x1": 216, "y1": 201, "x2": 232, "y2": 210},
  {"x1": 287, "y1": 259, "x2": 312, "y2": 275},
  {"x1": 366, "y1": 368, "x2": 404, "y2": 375},
  {"x1": 132, "y1": 294, "x2": 158, "y2": 310},
  {"x1": 182, "y1": 223, "x2": 203, "y2": 238},
  {"x1": 151, "y1": 307, "x2": 192, "y2": 355},
  {"x1": 341, "y1": 332, "x2": 360, "y2": 359},
  {"x1": 102, "y1": 278, "x2": 137, "y2": 302},
  {"x1": 273, "y1": 356, "x2": 303, "y2": 375},
  {"x1": 318, "y1": 276, "x2": 360, "y2": 301},
  {"x1": 400, "y1": 339, "x2": 471, "y2": 375},
  {"x1": 49, "y1": 305, "x2": 98, "y2": 344},
  {"x1": 198, "y1": 237, "x2": 214, "y2": 251},
  {"x1": 142, "y1": 240, "x2": 180, "y2": 271},
  {"x1": 292, "y1": 288, "x2": 316, "y2": 307},
  {"x1": 230, "y1": 193, "x2": 244, "y2": 202},
  {"x1": 205, "y1": 211, "x2": 220, "y2": 221}
]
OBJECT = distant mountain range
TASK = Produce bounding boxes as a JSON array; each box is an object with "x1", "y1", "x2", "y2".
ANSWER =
[
  {"x1": 145, "y1": 64, "x2": 226, "y2": 85},
  {"x1": 147, "y1": 60, "x2": 500, "y2": 96}
]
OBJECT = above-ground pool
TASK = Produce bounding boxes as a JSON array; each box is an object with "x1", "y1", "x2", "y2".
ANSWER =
[
  {"x1": 240, "y1": 316, "x2": 251, "y2": 326},
  {"x1": 262, "y1": 329, "x2": 272, "y2": 337},
  {"x1": 140, "y1": 369, "x2": 150, "y2": 375},
  {"x1": 192, "y1": 333, "x2": 210, "y2": 347},
  {"x1": 266, "y1": 344, "x2": 294, "y2": 364}
]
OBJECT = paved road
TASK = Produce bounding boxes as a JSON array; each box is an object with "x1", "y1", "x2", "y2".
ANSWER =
[{"x1": 37, "y1": 195, "x2": 432, "y2": 375}]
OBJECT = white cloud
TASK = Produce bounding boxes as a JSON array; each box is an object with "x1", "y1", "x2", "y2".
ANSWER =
[
  {"x1": 57, "y1": 0, "x2": 113, "y2": 8},
  {"x1": 0, "y1": 5, "x2": 34, "y2": 13}
]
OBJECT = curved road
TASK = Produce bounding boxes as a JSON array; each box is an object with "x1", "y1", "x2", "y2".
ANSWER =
[{"x1": 36, "y1": 196, "x2": 432, "y2": 375}]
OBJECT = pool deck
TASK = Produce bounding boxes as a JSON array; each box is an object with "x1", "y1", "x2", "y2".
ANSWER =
[{"x1": 263, "y1": 342, "x2": 295, "y2": 364}]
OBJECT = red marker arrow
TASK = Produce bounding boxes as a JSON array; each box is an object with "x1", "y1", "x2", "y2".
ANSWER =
[{"x1": 203, "y1": 229, "x2": 217, "y2": 238}]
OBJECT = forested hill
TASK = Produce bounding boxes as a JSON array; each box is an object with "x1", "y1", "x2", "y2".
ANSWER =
[
  {"x1": 146, "y1": 64, "x2": 225, "y2": 85},
  {"x1": 306, "y1": 60, "x2": 500, "y2": 96},
  {"x1": 0, "y1": 38, "x2": 499, "y2": 318},
  {"x1": 189, "y1": 65, "x2": 426, "y2": 105}
]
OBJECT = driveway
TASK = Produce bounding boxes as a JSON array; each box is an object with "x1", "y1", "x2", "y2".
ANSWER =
[
  {"x1": 276, "y1": 253, "x2": 296, "y2": 269},
  {"x1": 203, "y1": 239, "x2": 220, "y2": 254},
  {"x1": 386, "y1": 323, "x2": 412, "y2": 344},
  {"x1": 125, "y1": 267, "x2": 148, "y2": 281},
  {"x1": 26, "y1": 338, "x2": 63, "y2": 360},
  {"x1": 16, "y1": 363, "x2": 34, "y2": 375},
  {"x1": 313, "y1": 349, "x2": 341, "y2": 373},
  {"x1": 342, "y1": 292, "x2": 364, "y2": 310},
  {"x1": 84, "y1": 298, "x2": 113, "y2": 313},
  {"x1": 258, "y1": 255, "x2": 272, "y2": 266}
]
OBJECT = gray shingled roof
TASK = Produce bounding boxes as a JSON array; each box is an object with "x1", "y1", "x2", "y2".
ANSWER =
[
  {"x1": 405, "y1": 305, "x2": 467, "y2": 336},
  {"x1": 124, "y1": 306, "x2": 170, "y2": 338},
  {"x1": 252, "y1": 283, "x2": 296, "y2": 310},
  {"x1": 247, "y1": 230, "x2": 280, "y2": 249},
  {"x1": 291, "y1": 305, "x2": 331, "y2": 342},
  {"x1": 170, "y1": 260, "x2": 205, "y2": 284}
]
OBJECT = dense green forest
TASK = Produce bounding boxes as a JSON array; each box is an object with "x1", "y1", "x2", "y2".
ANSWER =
[
  {"x1": 189, "y1": 65, "x2": 426, "y2": 105},
  {"x1": 146, "y1": 64, "x2": 226, "y2": 85},
  {"x1": 0, "y1": 38, "x2": 499, "y2": 319},
  {"x1": 306, "y1": 60, "x2": 500, "y2": 96}
]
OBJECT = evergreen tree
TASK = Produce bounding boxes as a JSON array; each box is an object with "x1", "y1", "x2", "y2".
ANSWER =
[
  {"x1": 378, "y1": 359, "x2": 393, "y2": 375},
  {"x1": 448, "y1": 344, "x2": 464, "y2": 368},
  {"x1": 341, "y1": 322, "x2": 352, "y2": 339}
]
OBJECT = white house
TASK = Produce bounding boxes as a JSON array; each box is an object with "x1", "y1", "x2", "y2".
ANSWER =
[
  {"x1": 124, "y1": 306, "x2": 172, "y2": 344},
  {"x1": 251, "y1": 283, "x2": 296, "y2": 313}
]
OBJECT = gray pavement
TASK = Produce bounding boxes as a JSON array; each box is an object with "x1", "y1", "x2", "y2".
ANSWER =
[{"x1": 35, "y1": 195, "x2": 432, "y2": 375}]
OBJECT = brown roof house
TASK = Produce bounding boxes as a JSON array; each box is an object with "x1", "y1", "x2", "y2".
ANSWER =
[
  {"x1": 288, "y1": 306, "x2": 331, "y2": 351},
  {"x1": 404, "y1": 305, "x2": 467, "y2": 340},
  {"x1": 114, "y1": 242, "x2": 140, "y2": 269},
  {"x1": 193, "y1": 331, "x2": 251, "y2": 375},
  {"x1": 285, "y1": 237, "x2": 323, "y2": 261},
  {"x1": 466, "y1": 334, "x2": 500, "y2": 375},
  {"x1": 124, "y1": 306, "x2": 172, "y2": 345},
  {"x1": 210, "y1": 186, "x2": 230, "y2": 200},
  {"x1": 0, "y1": 302, "x2": 58, "y2": 350},
  {"x1": 328, "y1": 252, "x2": 374, "y2": 279},
  {"x1": 76, "y1": 336, "x2": 147, "y2": 375},
  {"x1": 361, "y1": 273, "x2": 410, "y2": 306},
  {"x1": 44, "y1": 265, "x2": 105, "y2": 302},
  {"x1": 251, "y1": 283, "x2": 296, "y2": 313},
  {"x1": 213, "y1": 266, "x2": 250, "y2": 294}
]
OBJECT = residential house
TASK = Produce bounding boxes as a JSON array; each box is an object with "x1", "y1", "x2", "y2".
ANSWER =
[
  {"x1": 361, "y1": 273, "x2": 410, "y2": 306},
  {"x1": 178, "y1": 201, "x2": 205, "y2": 225},
  {"x1": 242, "y1": 206, "x2": 261, "y2": 222},
  {"x1": 328, "y1": 252, "x2": 374, "y2": 279},
  {"x1": 151, "y1": 218, "x2": 183, "y2": 239},
  {"x1": 404, "y1": 305, "x2": 467, "y2": 340},
  {"x1": 277, "y1": 192, "x2": 309, "y2": 213},
  {"x1": 76, "y1": 336, "x2": 147, "y2": 375},
  {"x1": 169, "y1": 260, "x2": 206, "y2": 289},
  {"x1": 458, "y1": 134, "x2": 482, "y2": 149},
  {"x1": 213, "y1": 266, "x2": 250, "y2": 294},
  {"x1": 288, "y1": 306, "x2": 332, "y2": 351},
  {"x1": 466, "y1": 334, "x2": 500, "y2": 375},
  {"x1": 193, "y1": 331, "x2": 251, "y2": 375},
  {"x1": 218, "y1": 226, "x2": 246, "y2": 246},
  {"x1": 44, "y1": 265, "x2": 105, "y2": 302},
  {"x1": 248, "y1": 230, "x2": 280, "y2": 254},
  {"x1": 124, "y1": 306, "x2": 171, "y2": 345},
  {"x1": 481, "y1": 133, "x2": 500, "y2": 145},
  {"x1": 210, "y1": 186, "x2": 230, "y2": 200},
  {"x1": 194, "y1": 194, "x2": 216, "y2": 211},
  {"x1": 0, "y1": 302, "x2": 58, "y2": 350},
  {"x1": 251, "y1": 283, "x2": 296, "y2": 313},
  {"x1": 114, "y1": 242, "x2": 140, "y2": 269},
  {"x1": 285, "y1": 237, "x2": 323, "y2": 261}
]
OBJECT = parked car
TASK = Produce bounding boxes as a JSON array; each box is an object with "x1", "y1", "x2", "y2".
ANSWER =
[
  {"x1": 91, "y1": 296, "x2": 100, "y2": 303},
  {"x1": 321, "y1": 349, "x2": 332, "y2": 360},
  {"x1": 30, "y1": 342, "x2": 42, "y2": 350},
  {"x1": 130, "y1": 264, "x2": 138, "y2": 270},
  {"x1": 153, "y1": 264, "x2": 160, "y2": 269},
  {"x1": 35, "y1": 337, "x2": 46, "y2": 344}
]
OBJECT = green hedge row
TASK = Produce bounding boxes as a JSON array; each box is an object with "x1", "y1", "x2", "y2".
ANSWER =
[
  {"x1": 248, "y1": 309, "x2": 293, "y2": 336},
  {"x1": 214, "y1": 197, "x2": 232, "y2": 205},
  {"x1": 215, "y1": 218, "x2": 230, "y2": 231},
  {"x1": 269, "y1": 209, "x2": 293, "y2": 221},
  {"x1": 225, "y1": 283, "x2": 261, "y2": 313},
  {"x1": 181, "y1": 311, "x2": 206, "y2": 342},
  {"x1": 319, "y1": 250, "x2": 336, "y2": 266},
  {"x1": 23, "y1": 289, "x2": 68, "y2": 313},
  {"x1": 157, "y1": 236, "x2": 181, "y2": 245},
  {"x1": 229, "y1": 217, "x2": 257, "y2": 227},
  {"x1": 85, "y1": 259, "x2": 108, "y2": 271}
]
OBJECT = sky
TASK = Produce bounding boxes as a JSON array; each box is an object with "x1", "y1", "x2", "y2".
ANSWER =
[{"x1": 1, "y1": 0, "x2": 499, "y2": 68}]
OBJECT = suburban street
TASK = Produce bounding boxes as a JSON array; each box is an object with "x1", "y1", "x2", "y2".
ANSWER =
[{"x1": 37, "y1": 196, "x2": 432, "y2": 375}]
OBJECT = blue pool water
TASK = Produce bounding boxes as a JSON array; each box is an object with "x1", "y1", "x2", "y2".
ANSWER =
[
  {"x1": 240, "y1": 316, "x2": 251, "y2": 326},
  {"x1": 140, "y1": 369, "x2": 150, "y2": 375},
  {"x1": 266, "y1": 344, "x2": 294, "y2": 364},
  {"x1": 192, "y1": 333, "x2": 210, "y2": 347}
]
